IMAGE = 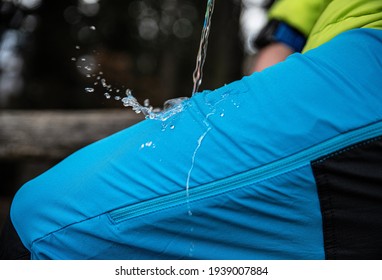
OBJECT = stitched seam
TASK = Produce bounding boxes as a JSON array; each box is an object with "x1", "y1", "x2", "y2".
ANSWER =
[
  {"x1": 30, "y1": 212, "x2": 109, "y2": 251},
  {"x1": 313, "y1": 136, "x2": 382, "y2": 164}
]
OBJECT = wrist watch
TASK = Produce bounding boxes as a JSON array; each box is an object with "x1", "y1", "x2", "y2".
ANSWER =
[{"x1": 253, "y1": 19, "x2": 306, "y2": 52}]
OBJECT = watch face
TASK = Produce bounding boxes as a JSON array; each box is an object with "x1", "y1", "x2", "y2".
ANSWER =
[
  {"x1": 253, "y1": 19, "x2": 280, "y2": 49},
  {"x1": 263, "y1": 0, "x2": 276, "y2": 9}
]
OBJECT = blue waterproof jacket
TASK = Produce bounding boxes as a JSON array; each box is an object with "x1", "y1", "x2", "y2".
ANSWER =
[{"x1": 11, "y1": 28, "x2": 382, "y2": 259}]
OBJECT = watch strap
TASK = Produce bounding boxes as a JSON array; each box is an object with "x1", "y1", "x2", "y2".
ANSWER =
[{"x1": 254, "y1": 19, "x2": 306, "y2": 52}]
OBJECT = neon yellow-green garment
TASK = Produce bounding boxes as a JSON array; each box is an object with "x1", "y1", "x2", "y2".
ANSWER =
[{"x1": 269, "y1": 0, "x2": 382, "y2": 52}]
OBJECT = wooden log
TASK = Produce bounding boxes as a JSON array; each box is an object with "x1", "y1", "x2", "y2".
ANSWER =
[{"x1": 0, "y1": 110, "x2": 144, "y2": 160}]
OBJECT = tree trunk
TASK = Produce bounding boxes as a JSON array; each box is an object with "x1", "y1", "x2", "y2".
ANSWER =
[{"x1": 0, "y1": 110, "x2": 143, "y2": 160}]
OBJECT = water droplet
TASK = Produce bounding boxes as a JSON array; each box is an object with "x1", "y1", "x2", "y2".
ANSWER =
[
  {"x1": 125, "y1": 89, "x2": 132, "y2": 96},
  {"x1": 188, "y1": 210, "x2": 193, "y2": 216},
  {"x1": 71, "y1": 57, "x2": 76, "y2": 61},
  {"x1": 93, "y1": 82, "x2": 98, "y2": 85},
  {"x1": 89, "y1": 25, "x2": 96, "y2": 30},
  {"x1": 114, "y1": 96, "x2": 121, "y2": 101},
  {"x1": 104, "y1": 92, "x2": 111, "y2": 99},
  {"x1": 170, "y1": 125, "x2": 175, "y2": 130},
  {"x1": 144, "y1": 99, "x2": 150, "y2": 107},
  {"x1": 98, "y1": 71, "x2": 103, "y2": 75},
  {"x1": 84, "y1": 66, "x2": 92, "y2": 71},
  {"x1": 85, "y1": 87, "x2": 94, "y2": 93},
  {"x1": 220, "y1": 113, "x2": 224, "y2": 117},
  {"x1": 75, "y1": 45, "x2": 80, "y2": 50},
  {"x1": 81, "y1": 58, "x2": 86, "y2": 62},
  {"x1": 188, "y1": 242, "x2": 195, "y2": 257}
]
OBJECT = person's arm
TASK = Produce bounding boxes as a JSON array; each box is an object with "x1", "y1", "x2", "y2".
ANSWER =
[
  {"x1": 251, "y1": 0, "x2": 331, "y2": 72},
  {"x1": 251, "y1": 42, "x2": 294, "y2": 72}
]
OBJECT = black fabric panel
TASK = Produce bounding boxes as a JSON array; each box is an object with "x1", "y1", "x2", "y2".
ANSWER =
[
  {"x1": 0, "y1": 215, "x2": 30, "y2": 260},
  {"x1": 312, "y1": 137, "x2": 382, "y2": 259}
]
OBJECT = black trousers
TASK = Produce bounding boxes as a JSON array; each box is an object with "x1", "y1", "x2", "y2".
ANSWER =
[{"x1": 0, "y1": 215, "x2": 30, "y2": 260}]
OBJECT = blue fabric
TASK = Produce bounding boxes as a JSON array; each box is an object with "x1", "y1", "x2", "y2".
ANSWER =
[{"x1": 11, "y1": 29, "x2": 382, "y2": 259}]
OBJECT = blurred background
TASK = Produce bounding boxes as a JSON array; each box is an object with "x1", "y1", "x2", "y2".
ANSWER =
[{"x1": 0, "y1": 0, "x2": 270, "y2": 232}]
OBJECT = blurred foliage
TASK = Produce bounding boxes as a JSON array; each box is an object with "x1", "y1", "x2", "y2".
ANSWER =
[{"x1": 0, "y1": 0, "x2": 243, "y2": 109}]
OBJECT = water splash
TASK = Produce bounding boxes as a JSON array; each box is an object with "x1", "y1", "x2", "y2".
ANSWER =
[
  {"x1": 75, "y1": 0, "x2": 216, "y2": 121},
  {"x1": 73, "y1": 48, "x2": 188, "y2": 121},
  {"x1": 192, "y1": 0, "x2": 215, "y2": 95},
  {"x1": 120, "y1": 89, "x2": 188, "y2": 121}
]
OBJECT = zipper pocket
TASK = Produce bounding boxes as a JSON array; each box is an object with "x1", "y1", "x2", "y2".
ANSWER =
[{"x1": 109, "y1": 120, "x2": 382, "y2": 223}]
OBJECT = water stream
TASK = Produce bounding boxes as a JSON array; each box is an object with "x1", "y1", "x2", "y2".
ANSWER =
[{"x1": 192, "y1": 0, "x2": 215, "y2": 95}]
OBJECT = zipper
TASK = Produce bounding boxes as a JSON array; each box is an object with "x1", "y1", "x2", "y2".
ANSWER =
[{"x1": 109, "y1": 120, "x2": 382, "y2": 223}]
